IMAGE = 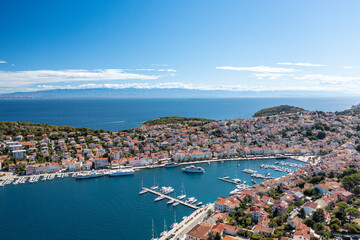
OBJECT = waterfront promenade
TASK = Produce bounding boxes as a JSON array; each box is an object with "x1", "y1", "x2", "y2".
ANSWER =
[{"x1": 159, "y1": 204, "x2": 214, "y2": 240}]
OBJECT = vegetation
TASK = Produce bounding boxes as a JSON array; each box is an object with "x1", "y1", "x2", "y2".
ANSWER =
[
  {"x1": 142, "y1": 116, "x2": 214, "y2": 125},
  {"x1": 0, "y1": 121, "x2": 108, "y2": 140},
  {"x1": 253, "y1": 105, "x2": 305, "y2": 117}
]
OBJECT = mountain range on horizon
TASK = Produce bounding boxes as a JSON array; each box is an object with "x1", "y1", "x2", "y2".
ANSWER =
[{"x1": 0, "y1": 88, "x2": 356, "y2": 99}]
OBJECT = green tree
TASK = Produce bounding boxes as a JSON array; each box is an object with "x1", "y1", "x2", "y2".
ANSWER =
[
  {"x1": 298, "y1": 208, "x2": 306, "y2": 219},
  {"x1": 312, "y1": 208, "x2": 325, "y2": 222},
  {"x1": 214, "y1": 232, "x2": 222, "y2": 240},
  {"x1": 346, "y1": 207, "x2": 360, "y2": 219}
]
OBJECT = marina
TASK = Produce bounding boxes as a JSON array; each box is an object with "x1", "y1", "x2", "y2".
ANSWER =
[
  {"x1": 142, "y1": 187, "x2": 199, "y2": 210},
  {"x1": 0, "y1": 158, "x2": 305, "y2": 240}
]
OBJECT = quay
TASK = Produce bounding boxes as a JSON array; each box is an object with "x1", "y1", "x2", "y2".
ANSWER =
[
  {"x1": 159, "y1": 203, "x2": 214, "y2": 240},
  {"x1": 218, "y1": 177, "x2": 238, "y2": 184},
  {"x1": 142, "y1": 187, "x2": 199, "y2": 210}
]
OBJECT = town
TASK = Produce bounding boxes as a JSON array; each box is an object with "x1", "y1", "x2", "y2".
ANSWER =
[{"x1": 1, "y1": 107, "x2": 360, "y2": 240}]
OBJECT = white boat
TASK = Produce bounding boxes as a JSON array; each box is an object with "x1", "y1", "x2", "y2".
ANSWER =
[
  {"x1": 177, "y1": 194, "x2": 186, "y2": 200},
  {"x1": 170, "y1": 212, "x2": 177, "y2": 228},
  {"x1": 232, "y1": 178, "x2": 241, "y2": 183},
  {"x1": 139, "y1": 189, "x2": 147, "y2": 194},
  {"x1": 172, "y1": 201, "x2": 180, "y2": 206},
  {"x1": 182, "y1": 165, "x2": 205, "y2": 173},
  {"x1": 177, "y1": 182, "x2": 186, "y2": 199},
  {"x1": 186, "y1": 197, "x2": 197, "y2": 204},
  {"x1": 150, "y1": 185, "x2": 158, "y2": 190},
  {"x1": 13, "y1": 178, "x2": 20, "y2": 185},
  {"x1": 160, "y1": 186, "x2": 174, "y2": 194},
  {"x1": 155, "y1": 196, "x2": 165, "y2": 201},
  {"x1": 108, "y1": 168, "x2": 134, "y2": 177},
  {"x1": 167, "y1": 199, "x2": 175, "y2": 204},
  {"x1": 139, "y1": 178, "x2": 147, "y2": 194},
  {"x1": 160, "y1": 219, "x2": 168, "y2": 237},
  {"x1": 196, "y1": 202, "x2": 203, "y2": 206},
  {"x1": 164, "y1": 162, "x2": 178, "y2": 168},
  {"x1": 76, "y1": 171, "x2": 104, "y2": 179}
]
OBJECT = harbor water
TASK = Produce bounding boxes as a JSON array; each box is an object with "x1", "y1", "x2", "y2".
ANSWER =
[{"x1": 0, "y1": 158, "x2": 305, "y2": 240}]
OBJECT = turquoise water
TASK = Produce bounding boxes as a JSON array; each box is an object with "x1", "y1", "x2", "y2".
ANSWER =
[
  {"x1": 0, "y1": 97, "x2": 358, "y2": 131},
  {"x1": 0, "y1": 158, "x2": 305, "y2": 240}
]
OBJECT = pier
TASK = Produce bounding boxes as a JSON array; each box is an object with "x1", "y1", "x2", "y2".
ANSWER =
[
  {"x1": 142, "y1": 187, "x2": 199, "y2": 210},
  {"x1": 218, "y1": 177, "x2": 239, "y2": 184}
]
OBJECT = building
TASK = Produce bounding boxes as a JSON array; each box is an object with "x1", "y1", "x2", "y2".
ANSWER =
[
  {"x1": 186, "y1": 222, "x2": 212, "y2": 240},
  {"x1": 214, "y1": 196, "x2": 241, "y2": 213}
]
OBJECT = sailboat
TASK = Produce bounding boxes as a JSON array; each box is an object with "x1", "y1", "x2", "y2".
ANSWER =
[
  {"x1": 160, "y1": 219, "x2": 168, "y2": 237},
  {"x1": 139, "y1": 177, "x2": 147, "y2": 194},
  {"x1": 150, "y1": 176, "x2": 158, "y2": 190},
  {"x1": 170, "y1": 212, "x2": 178, "y2": 229},
  {"x1": 151, "y1": 219, "x2": 158, "y2": 240},
  {"x1": 177, "y1": 182, "x2": 186, "y2": 200}
]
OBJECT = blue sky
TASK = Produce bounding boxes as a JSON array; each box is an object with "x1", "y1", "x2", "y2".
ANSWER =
[{"x1": 0, "y1": 0, "x2": 360, "y2": 95}]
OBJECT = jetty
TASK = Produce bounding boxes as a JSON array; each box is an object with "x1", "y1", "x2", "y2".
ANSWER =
[
  {"x1": 142, "y1": 187, "x2": 199, "y2": 210},
  {"x1": 218, "y1": 177, "x2": 239, "y2": 184}
]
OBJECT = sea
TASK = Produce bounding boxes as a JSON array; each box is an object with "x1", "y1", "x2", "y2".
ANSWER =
[
  {"x1": 0, "y1": 97, "x2": 358, "y2": 240},
  {"x1": 0, "y1": 159, "x2": 305, "y2": 240},
  {"x1": 0, "y1": 97, "x2": 358, "y2": 131}
]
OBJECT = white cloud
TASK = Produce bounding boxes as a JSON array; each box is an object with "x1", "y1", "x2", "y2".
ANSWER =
[
  {"x1": 343, "y1": 66, "x2": 354, "y2": 69},
  {"x1": 252, "y1": 73, "x2": 289, "y2": 80},
  {"x1": 135, "y1": 68, "x2": 177, "y2": 72},
  {"x1": 216, "y1": 65, "x2": 298, "y2": 73},
  {"x1": 296, "y1": 74, "x2": 360, "y2": 84},
  {"x1": 0, "y1": 60, "x2": 7, "y2": 64},
  {"x1": 0, "y1": 69, "x2": 162, "y2": 87},
  {"x1": 277, "y1": 62, "x2": 326, "y2": 67}
]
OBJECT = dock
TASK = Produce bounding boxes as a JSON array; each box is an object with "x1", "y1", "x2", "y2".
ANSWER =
[
  {"x1": 218, "y1": 177, "x2": 239, "y2": 184},
  {"x1": 142, "y1": 187, "x2": 199, "y2": 210}
]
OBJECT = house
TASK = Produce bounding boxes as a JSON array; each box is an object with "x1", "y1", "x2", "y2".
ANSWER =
[
  {"x1": 68, "y1": 160, "x2": 76, "y2": 172},
  {"x1": 83, "y1": 161, "x2": 92, "y2": 170},
  {"x1": 303, "y1": 202, "x2": 318, "y2": 216},
  {"x1": 334, "y1": 190, "x2": 353, "y2": 202},
  {"x1": 46, "y1": 163, "x2": 60, "y2": 173},
  {"x1": 223, "y1": 236, "x2": 246, "y2": 240},
  {"x1": 253, "y1": 225, "x2": 274, "y2": 235},
  {"x1": 272, "y1": 200, "x2": 289, "y2": 215},
  {"x1": 94, "y1": 158, "x2": 108, "y2": 169},
  {"x1": 261, "y1": 196, "x2": 274, "y2": 205},
  {"x1": 214, "y1": 196, "x2": 240, "y2": 213},
  {"x1": 186, "y1": 222, "x2": 212, "y2": 240},
  {"x1": 314, "y1": 184, "x2": 329, "y2": 195}
]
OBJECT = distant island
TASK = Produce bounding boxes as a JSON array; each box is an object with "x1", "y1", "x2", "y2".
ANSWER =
[
  {"x1": 0, "y1": 88, "x2": 350, "y2": 99},
  {"x1": 253, "y1": 105, "x2": 305, "y2": 117},
  {"x1": 142, "y1": 116, "x2": 214, "y2": 125}
]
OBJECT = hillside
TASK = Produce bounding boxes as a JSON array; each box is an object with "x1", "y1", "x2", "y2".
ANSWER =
[
  {"x1": 0, "y1": 121, "x2": 108, "y2": 140},
  {"x1": 142, "y1": 116, "x2": 214, "y2": 125},
  {"x1": 253, "y1": 105, "x2": 305, "y2": 117}
]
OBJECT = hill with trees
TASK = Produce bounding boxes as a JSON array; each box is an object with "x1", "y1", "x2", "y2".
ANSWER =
[{"x1": 253, "y1": 105, "x2": 305, "y2": 117}]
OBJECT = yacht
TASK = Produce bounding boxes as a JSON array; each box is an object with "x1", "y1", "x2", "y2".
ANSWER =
[
  {"x1": 108, "y1": 168, "x2": 134, "y2": 177},
  {"x1": 186, "y1": 197, "x2": 197, "y2": 204},
  {"x1": 164, "y1": 162, "x2": 178, "y2": 168},
  {"x1": 172, "y1": 201, "x2": 180, "y2": 206},
  {"x1": 177, "y1": 182, "x2": 186, "y2": 199},
  {"x1": 154, "y1": 196, "x2": 165, "y2": 201},
  {"x1": 160, "y1": 186, "x2": 174, "y2": 194},
  {"x1": 167, "y1": 199, "x2": 175, "y2": 205},
  {"x1": 182, "y1": 165, "x2": 205, "y2": 173},
  {"x1": 232, "y1": 178, "x2": 241, "y2": 183},
  {"x1": 139, "y1": 188, "x2": 148, "y2": 194},
  {"x1": 76, "y1": 171, "x2": 104, "y2": 179}
]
